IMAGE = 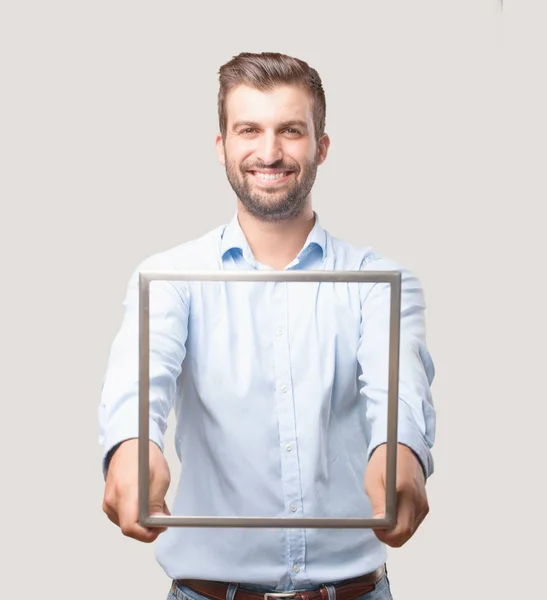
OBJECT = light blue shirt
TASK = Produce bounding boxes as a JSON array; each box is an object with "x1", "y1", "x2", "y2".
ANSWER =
[{"x1": 99, "y1": 212, "x2": 436, "y2": 589}]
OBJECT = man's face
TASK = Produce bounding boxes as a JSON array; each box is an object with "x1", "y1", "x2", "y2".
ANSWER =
[{"x1": 216, "y1": 84, "x2": 329, "y2": 222}]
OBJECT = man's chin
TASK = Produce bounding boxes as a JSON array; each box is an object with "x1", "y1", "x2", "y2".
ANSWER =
[{"x1": 240, "y1": 197, "x2": 306, "y2": 221}]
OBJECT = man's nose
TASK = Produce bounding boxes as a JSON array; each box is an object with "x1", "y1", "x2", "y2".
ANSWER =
[{"x1": 255, "y1": 131, "x2": 283, "y2": 165}]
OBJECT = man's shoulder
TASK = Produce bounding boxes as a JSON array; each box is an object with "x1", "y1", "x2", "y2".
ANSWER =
[
  {"x1": 329, "y1": 233, "x2": 414, "y2": 276},
  {"x1": 136, "y1": 223, "x2": 226, "y2": 272},
  {"x1": 328, "y1": 233, "x2": 383, "y2": 268}
]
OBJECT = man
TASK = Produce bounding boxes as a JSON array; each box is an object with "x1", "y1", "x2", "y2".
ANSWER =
[{"x1": 99, "y1": 52, "x2": 436, "y2": 600}]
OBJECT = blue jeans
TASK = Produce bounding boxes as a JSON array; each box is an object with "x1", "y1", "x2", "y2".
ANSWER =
[{"x1": 167, "y1": 573, "x2": 393, "y2": 600}]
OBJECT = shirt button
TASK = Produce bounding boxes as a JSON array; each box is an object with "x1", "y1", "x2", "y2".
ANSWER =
[
  {"x1": 290, "y1": 503, "x2": 297, "y2": 512},
  {"x1": 293, "y1": 564, "x2": 300, "y2": 573},
  {"x1": 281, "y1": 384, "x2": 288, "y2": 393},
  {"x1": 276, "y1": 327, "x2": 284, "y2": 336},
  {"x1": 285, "y1": 443, "x2": 292, "y2": 452}
]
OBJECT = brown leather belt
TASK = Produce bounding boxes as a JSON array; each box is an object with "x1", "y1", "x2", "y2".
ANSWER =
[{"x1": 176, "y1": 565, "x2": 385, "y2": 600}]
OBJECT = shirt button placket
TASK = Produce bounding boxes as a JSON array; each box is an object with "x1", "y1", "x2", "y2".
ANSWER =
[{"x1": 272, "y1": 281, "x2": 305, "y2": 582}]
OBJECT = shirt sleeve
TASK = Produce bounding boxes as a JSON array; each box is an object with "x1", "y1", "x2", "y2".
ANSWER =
[
  {"x1": 98, "y1": 257, "x2": 190, "y2": 478},
  {"x1": 357, "y1": 257, "x2": 436, "y2": 479}
]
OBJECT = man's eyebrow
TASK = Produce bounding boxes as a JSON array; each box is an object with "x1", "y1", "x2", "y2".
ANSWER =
[
  {"x1": 279, "y1": 120, "x2": 309, "y2": 131},
  {"x1": 231, "y1": 120, "x2": 309, "y2": 131}
]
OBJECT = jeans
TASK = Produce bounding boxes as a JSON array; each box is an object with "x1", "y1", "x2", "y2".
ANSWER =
[{"x1": 167, "y1": 572, "x2": 393, "y2": 600}]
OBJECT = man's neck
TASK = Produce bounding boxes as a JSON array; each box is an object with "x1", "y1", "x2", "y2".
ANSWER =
[{"x1": 237, "y1": 203, "x2": 316, "y2": 270}]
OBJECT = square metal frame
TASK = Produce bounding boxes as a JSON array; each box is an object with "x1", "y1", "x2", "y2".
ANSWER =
[{"x1": 138, "y1": 270, "x2": 401, "y2": 529}]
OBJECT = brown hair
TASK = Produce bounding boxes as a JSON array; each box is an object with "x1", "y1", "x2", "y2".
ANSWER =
[{"x1": 218, "y1": 52, "x2": 326, "y2": 142}]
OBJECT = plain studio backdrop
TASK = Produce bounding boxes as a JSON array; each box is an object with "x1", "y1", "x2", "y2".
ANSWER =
[{"x1": 0, "y1": 1, "x2": 545, "y2": 598}]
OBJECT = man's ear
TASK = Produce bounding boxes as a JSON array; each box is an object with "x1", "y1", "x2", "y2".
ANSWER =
[
  {"x1": 317, "y1": 133, "x2": 331, "y2": 165},
  {"x1": 215, "y1": 134, "x2": 226, "y2": 167}
]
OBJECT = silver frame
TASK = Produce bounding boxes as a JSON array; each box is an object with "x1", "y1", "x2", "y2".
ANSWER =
[{"x1": 138, "y1": 270, "x2": 401, "y2": 529}]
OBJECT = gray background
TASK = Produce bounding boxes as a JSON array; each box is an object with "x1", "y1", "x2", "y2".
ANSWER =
[{"x1": 1, "y1": 0, "x2": 545, "y2": 598}]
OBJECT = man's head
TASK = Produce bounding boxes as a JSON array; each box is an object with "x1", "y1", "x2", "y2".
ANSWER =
[{"x1": 215, "y1": 52, "x2": 330, "y2": 222}]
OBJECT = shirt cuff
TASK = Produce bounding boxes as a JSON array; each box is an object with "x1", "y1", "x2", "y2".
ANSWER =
[
  {"x1": 101, "y1": 416, "x2": 165, "y2": 479},
  {"x1": 367, "y1": 400, "x2": 434, "y2": 480}
]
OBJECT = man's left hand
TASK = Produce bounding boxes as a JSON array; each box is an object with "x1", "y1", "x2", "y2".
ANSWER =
[{"x1": 364, "y1": 443, "x2": 429, "y2": 547}]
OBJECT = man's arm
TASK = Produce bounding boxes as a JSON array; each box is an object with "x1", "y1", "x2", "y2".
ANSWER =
[
  {"x1": 98, "y1": 257, "x2": 190, "y2": 540},
  {"x1": 357, "y1": 257, "x2": 436, "y2": 546}
]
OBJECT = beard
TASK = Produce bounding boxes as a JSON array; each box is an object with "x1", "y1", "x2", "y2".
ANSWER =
[{"x1": 224, "y1": 149, "x2": 319, "y2": 223}]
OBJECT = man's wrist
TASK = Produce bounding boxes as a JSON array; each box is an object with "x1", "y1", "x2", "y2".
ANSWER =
[
  {"x1": 104, "y1": 440, "x2": 127, "y2": 476},
  {"x1": 369, "y1": 442, "x2": 428, "y2": 481},
  {"x1": 399, "y1": 443, "x2": 427, "y2": 481}
]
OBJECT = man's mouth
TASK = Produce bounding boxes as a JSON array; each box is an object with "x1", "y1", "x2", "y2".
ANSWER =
[{"x1": 247, "y1": 170, "x2": 294, "y2": 184}]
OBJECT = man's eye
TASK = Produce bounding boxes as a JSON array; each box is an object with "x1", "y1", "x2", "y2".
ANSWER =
[
  {"x1": 285, "y1": 128, "x2": 301, "y2": 136},
  {"x1": 241, "y1": 128, "x2": 256, "y2": 134}
]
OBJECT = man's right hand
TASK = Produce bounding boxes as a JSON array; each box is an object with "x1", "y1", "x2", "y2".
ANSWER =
[{"x1": 102, "y1": 439, "x2": 171, "y2": 543}]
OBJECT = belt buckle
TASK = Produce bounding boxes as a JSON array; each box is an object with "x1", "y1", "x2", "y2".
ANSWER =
[{"x1": 264, "y1": 593, "x2": 298, "y2": 600}]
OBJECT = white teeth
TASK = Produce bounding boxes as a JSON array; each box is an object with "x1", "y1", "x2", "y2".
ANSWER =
[{"x1": 253, "y1": 172, "x2": 290, "y2": 180}]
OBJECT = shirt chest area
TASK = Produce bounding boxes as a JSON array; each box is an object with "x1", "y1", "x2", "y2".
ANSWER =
[
  {"x1": 179, "y1": 281, "x2": 364, "y2": 418},
  {"x1": 184, "y1": 281, "x2": 363, "y2": 365}
]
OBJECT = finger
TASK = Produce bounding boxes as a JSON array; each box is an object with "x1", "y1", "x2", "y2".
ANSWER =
[
  {"x1": 366, "y1": 480, "x2": 393, "y2": 543},
  {"x1": 147, "y1": 505, "x2": 169, "y2": 535},
  {"x1": 121, "y1": 518, "x2": 163, "y2": 543},
  {"x1": 117, "y1": 493, "x2": 165, "y2": 543},
  {"x1": 414, "y1": 502, "x2": 429, "y2": 531},
  {"x1": 102, "y1": 494, "x2": 120, "y2": 526},
  {"x1": 370, "y1": 506, "x2": 390, "y2": 541},
  {"x1": 126, "y1": 524, "x2": 163, "y2": 543},
  {"x1": 372, "y1": 510, "x2": 395, "y2": 545},
  {"x1": 381, "y1": 495, "x2": 429, "y2": 548},
  {"x1": 103, "y1": 489, "x2": 163, "y2": 539},
  {"x1": 103, "y1": 504, "x2": 120, "y2": 527},
  {"x1": 377, "y1": 492, "x2": 416, "y2": 548}
]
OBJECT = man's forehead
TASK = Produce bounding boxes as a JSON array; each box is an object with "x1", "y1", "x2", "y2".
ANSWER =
[{"x1": 226, "y1": 84, "x2": 313, "y2": 125}]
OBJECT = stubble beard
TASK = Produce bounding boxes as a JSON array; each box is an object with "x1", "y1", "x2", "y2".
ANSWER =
[{"x1": 224, "y1": 148, "x2": 320, "y2": 223}]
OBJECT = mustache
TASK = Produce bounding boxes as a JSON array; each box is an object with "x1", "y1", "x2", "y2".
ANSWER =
[{"x1": 242, "y1": 161, "x2": 299, "y2": 172}]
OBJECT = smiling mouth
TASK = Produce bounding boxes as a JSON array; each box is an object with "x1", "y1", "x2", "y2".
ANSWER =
[{"x1": 248, "y1": 170, "x2": 294, "y2": 183}]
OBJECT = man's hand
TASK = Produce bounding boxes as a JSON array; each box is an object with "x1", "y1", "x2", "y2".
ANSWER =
[
  {"x1": 102, "y1": 439, "x2": 171, "y2": 543},
  {"x1": 364, "y1": 443, "x2": 429, "y2": 548}
]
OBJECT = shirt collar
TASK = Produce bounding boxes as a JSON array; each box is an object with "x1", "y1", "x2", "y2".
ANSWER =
[{"x1": 220, "y1": 211, "x2": 327, "y2": 262}]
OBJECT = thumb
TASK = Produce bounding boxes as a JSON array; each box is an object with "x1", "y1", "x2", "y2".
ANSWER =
[
  {"x1": 148, "y1": 498, "x2": 169, "y2": 535},
  {"x1": 370, "y1": 493, "x2": 386, "y2": 521},
  {"x1": 365, "y1": 475, "x2": 386, "y2": 520},
  {"x1": 149, "y1": 492, "x2": 167, "y2": 516},
  {"x1": 366, "y1": 475, "x2": 388, "y2": 527},
  {"x1": 149, "y1": 477, "x2": 169, "y2": 519},
  {"x1": 370, "y1": 488, "x2": 391, "y2": 542},
  {"x1": 149, "y1": 494, "x2": 168, "y2": 517},
  {"x1": 149, "y1": 468, "x2": 170, "y2": 514}
]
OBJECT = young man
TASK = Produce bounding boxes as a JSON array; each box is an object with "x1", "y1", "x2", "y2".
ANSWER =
[{"x1": 99, "y1": 52, "x2": 436, "y2": 600}]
